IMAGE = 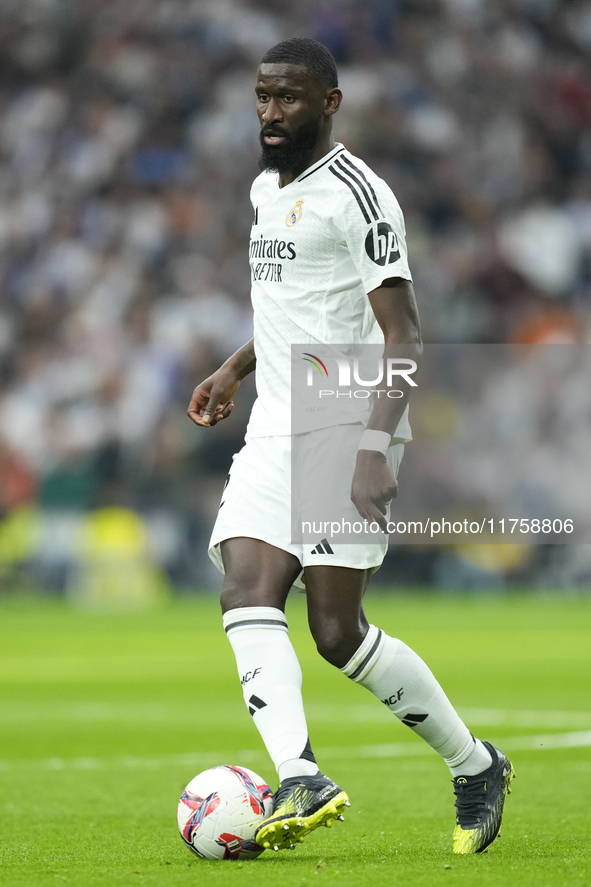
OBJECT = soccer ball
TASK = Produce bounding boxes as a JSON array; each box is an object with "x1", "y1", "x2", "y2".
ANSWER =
[{"x1": 177, "y1": 765, "x2": 274, "y2": 860}]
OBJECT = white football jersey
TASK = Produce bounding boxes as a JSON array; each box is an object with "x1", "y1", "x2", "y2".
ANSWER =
[{"x1": 246, "y1": 143, "x2": 413, "y2": 439}]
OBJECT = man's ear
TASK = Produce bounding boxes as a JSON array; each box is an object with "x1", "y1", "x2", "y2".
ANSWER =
[{"x1": 325, "y1": 88, "x2": 342, "y2": 116}]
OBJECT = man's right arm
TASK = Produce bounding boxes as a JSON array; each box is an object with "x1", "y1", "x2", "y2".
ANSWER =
[{"x1": 187, "y1": 338, "x2": 256, "y2": 427}]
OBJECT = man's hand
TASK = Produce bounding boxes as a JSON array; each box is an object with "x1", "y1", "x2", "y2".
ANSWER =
[
  {"x1": 187, "y1": 339, "x2": 256, "y2": 428},
  {"x1": 187, "y1": 368, "x2": 240, "y2": 427},
  {"x1": 350, "y1": 450, "x2": 398, "y2": 532}
]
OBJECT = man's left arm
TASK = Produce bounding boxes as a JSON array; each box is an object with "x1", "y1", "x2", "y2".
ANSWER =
[{"x1": 350, "y1": 277, "x2": 422, "y2": 531}]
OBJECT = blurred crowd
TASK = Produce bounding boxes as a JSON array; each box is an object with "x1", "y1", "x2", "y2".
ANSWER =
[{"x1": 1, "y1": 0, "x2": 591, "y2": 595}]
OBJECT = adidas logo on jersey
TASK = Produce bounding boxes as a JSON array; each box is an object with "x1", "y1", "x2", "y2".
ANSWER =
[{"x1": 310, "y1": 538, "x2": 334, "y2": 555}]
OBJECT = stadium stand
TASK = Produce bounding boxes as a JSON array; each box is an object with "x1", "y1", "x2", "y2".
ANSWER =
[{"x1": 0, "y1": 0, "x2": 590, "y2": 593}]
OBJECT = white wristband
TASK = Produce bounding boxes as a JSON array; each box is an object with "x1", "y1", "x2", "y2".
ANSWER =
[{"x1": 358, "y1": 429, "x2": 391, "y2": 455}]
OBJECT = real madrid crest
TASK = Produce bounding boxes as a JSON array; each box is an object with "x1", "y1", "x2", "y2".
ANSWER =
[{"x1": 286, "y1": 199, "x2": 304, "y2": 227}]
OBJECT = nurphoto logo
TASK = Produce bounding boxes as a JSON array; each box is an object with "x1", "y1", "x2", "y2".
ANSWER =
[{"x1": 302, "y1": 353, "x2": 418, "y2": 398}]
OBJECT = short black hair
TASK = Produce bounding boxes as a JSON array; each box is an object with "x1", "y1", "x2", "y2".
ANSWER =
[{"x1": 260, "y1": 37, "x2": 338, "y2": 89}]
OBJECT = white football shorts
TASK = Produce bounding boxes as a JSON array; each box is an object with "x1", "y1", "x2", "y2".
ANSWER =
[{"x1": 208, "y1": 424, "x2": 405, "y2": 587}]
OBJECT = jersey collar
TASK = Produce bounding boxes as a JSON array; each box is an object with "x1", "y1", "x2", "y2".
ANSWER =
[{"x1": 295, "y1": 143, "x2": 345, "y2": 184}]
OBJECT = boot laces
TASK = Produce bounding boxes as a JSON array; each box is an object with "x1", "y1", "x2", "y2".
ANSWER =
[{"x1": 453, "y1": 777, "x2": 488, "y2": 829}]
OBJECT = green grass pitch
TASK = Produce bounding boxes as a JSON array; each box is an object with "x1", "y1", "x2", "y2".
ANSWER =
[{"x1": 1, "y1": 591, "x2": 590, "y2": 887}]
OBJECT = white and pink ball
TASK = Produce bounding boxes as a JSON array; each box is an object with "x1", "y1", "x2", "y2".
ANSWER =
[{"x1": 177, "y1": 765, "x2": 274, "y2": 860}]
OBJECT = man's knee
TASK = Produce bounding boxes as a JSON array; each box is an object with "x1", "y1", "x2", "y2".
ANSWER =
[
  {"x1": 220, "y1": 579, "x2": 279, "y2": 613},
  {"x1": 219, "y1": 580, "x2": 244, "y2": 613},
  {"x1": 309, "y1": 615, "x2": 366, "y2": 668},
  {"x1": 219, "y1": 567, "x2": 295, "y2": 613}
]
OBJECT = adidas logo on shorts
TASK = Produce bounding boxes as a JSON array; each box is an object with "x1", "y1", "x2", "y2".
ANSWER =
[{"x1": 310, "y1": 538, "x2": 334, "y2": 555}]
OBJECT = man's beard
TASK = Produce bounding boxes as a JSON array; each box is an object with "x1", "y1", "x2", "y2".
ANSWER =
[{"x1": 258, "y1": 116, "x2": 322, "y2": 174}]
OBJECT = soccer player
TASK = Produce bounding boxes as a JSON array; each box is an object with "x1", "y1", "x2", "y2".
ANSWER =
[{"x1": 188, "y1": 37, "x2": 513, "y2": 855}]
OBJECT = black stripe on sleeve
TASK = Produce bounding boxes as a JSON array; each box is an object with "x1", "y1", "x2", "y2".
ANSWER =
[
  {"x1": 334, "y1": 158, "x2": 379, "y2": 221},
  {"x1": 348, "y1": 629, "x2": 383, "y2": 681},
  {"x1": 329, "y1": 165, "x2": 371, "y2": 224},
  {"x1": 341, "y1": 155, "x2": 384, "y2": 216}
]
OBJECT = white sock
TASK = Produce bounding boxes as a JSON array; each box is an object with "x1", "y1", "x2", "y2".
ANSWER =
[
  {"x1": 340, "y1": 626, "x2": 492, "y2": 775},
  {"x1": 224, "y1": 606, "x2": 319, "y2": 781}
]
